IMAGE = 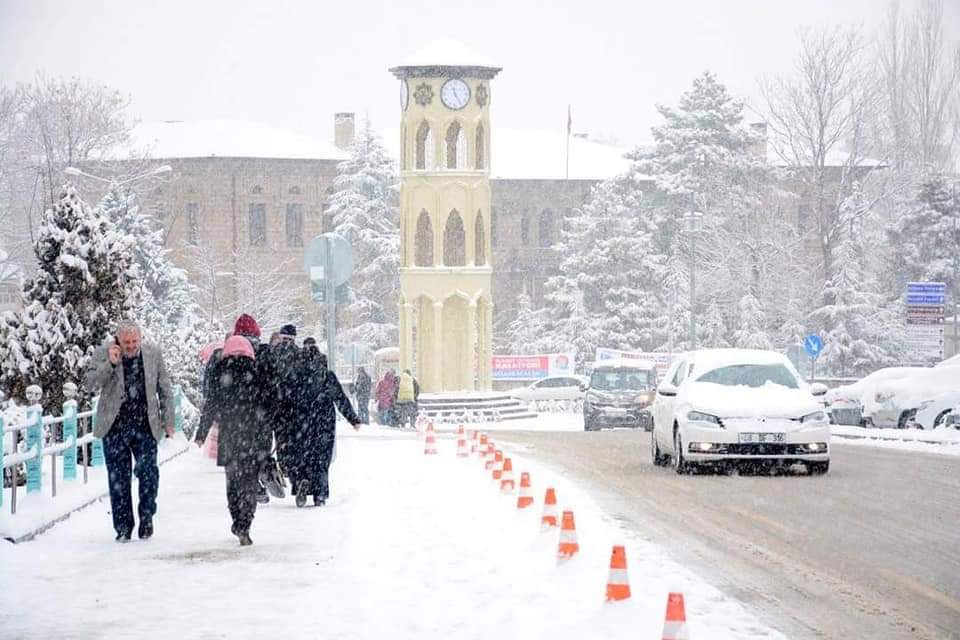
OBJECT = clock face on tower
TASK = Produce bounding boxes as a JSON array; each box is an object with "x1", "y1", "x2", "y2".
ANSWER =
[
  {"x1": 400, "y1": 79, "x2": 408, "y2": 110},
  {"x1": 440, "y1": 78, "x2": 471, "y2": 110}
]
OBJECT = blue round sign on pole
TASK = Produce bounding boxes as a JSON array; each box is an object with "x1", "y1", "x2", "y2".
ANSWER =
[{"x1": 803, "y1": 334, "x2": 823, "y2": 359}]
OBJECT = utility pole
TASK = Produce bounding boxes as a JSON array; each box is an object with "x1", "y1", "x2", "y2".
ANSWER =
[{"x1": 953, "y1": 183, "x2": 959, "y2": 358}]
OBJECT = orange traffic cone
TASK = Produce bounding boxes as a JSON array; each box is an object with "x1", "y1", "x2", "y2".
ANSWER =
[
  {"x1": 605, "y1": 545, "x2": 631, "y2": 602},
  {"x1": 470, "y1": 429, "x2": 480, "y2": 454},
  {"x1": 491, "y1": 450, "x2": 504, "y2": 480},
  {"x1": 662, "y1": 592, "x2": 689, "y2": 640},
  {"x1": 457, "y1": 423, "x2": 465, "y2": 436},
  {"x1": 424, "y1": 429, "x2": 438, "y2": 455},
  {"x1": 516, "y1": 472, "x2": 534, "y2": 509},
  {"x1": 541, "y1": 487, "x2": 559, "y2": 529},
  {"x1": 499, "y1": 458, "x2": 516, "y2": 492},
  {"x1": 484, "y1": 443, "x2": 497, "y2": 469},
  {"x1": 557, "y1": 510, "x2": 579, "y2": 561},
  {"x1": 456, "y1": 433, "x2": 469, "y2": 457},
  {"x1": 427, "y1": 421, "x2": 435, "y2": 433}
]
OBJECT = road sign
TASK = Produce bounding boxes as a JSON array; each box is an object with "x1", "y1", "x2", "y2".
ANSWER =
[
  {"x1": 907, "y1": 282, "x2": 946, "y2": 293},
  {"x1": 311, "y1": 282, "x2": 349, "y2": 304},
  {"x1": 803, "y1": 334, "x2": 823, "y2": 359},
  {"x1": 304, "y1": 233, "x2": 354, "y2": 286},
  {"x1": 904, "y1": 282, "x2": 946, "y2": 361},
  {"x1": 906, "y1": 294, "x2": 946, "y2": 306}
]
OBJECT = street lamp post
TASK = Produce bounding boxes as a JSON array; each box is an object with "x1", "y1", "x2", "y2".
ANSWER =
[{"x1": 682, "y1": 202, "x2": 703, "y2": 351}]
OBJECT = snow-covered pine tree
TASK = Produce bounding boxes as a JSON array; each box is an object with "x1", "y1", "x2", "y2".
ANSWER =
[
  {"x1": 0, "y1": 184, "x2": 138, "y2": 412},
  {"x1": 328, "y1": 118, "x2": 399, "y2": 350},
  {"x1": 732, "y1": 293, "x2": 774, "y2": 349},
  {"x1": 505, "y1": 292, "x2": 549, "y2": 354},
  {"x1": 95, "y1": 186, "x2": 220, "y2": 404}
]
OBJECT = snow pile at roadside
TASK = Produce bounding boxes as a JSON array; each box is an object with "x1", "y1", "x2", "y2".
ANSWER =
[
  {"x1": 831, "y1": 424, "x2": 960, "y2": 457},
  {"x1": 0, "y1": 434, "x2": 191, "y2": 541},
  {"x1": 0, "y1": 425, "x2": 785, "y2": 640}
]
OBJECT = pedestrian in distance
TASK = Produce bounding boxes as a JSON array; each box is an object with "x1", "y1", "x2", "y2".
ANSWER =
[
  {"x1": 83, "y1": 321, "x2": 175, "y2": 543},
  {"x1": 375, "y1": 370, "x2": 397, "y2": 427},
  {"x1": 294, "y1": 337, "x2": 363, "y2": 507},
  {"x1": 195, "y1": 336, "x2": 269, "y2": 546},
  {"x1": 353, "y1": 366, "x2": 372, "y2": 424},
  {"x1": 394, "y1": 369, "x2": 420, "y2": 430}
]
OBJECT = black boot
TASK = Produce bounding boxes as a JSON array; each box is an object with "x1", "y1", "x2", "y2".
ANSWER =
[
  {"x1": 115, "y1": 530, "x2": 131, "y2": 543},
  {"x1": 295, "y1": 482, "x2": 309, "y2": 508},
  {"x1": 138, "y1": 519, "x2": 153, "y2": 540}
]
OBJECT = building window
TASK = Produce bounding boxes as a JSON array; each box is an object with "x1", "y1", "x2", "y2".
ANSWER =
[
  {"x1": 444, "y1": 210, "x2": 466, "y2": 266},
  {"x1": 249, "y1": 203, "x2": 266, "y2": 246},
  {"x1": 251, "y1": 185, "x2": 263, "y2": 195},
  {"x1": 521, "y1": 211, "x2": 530, "y2": 246},
  {"x1": 286, "y1": 203, "x2": 303, "y2": 247},
  {"x1": 475, "y1": 123, "x2": 485, "y2": 170},
  {"x1": 415, "y1": 209, "x2": 433, "y2": 266},
  {"x1": 539, "y1": 209, "x2": 554, "y2": 247},
  {"x1": 186, "y1": 202, "x2": 199, "y2": 245},
  {"x1": 797, "y1": 204, "x2": 810, "y2": 236},
  {"x1": 416, "y1": 121, "x2": 433, "y2": 170},
  {"x1": 475, "y1": 210, "x2": 486, "y2": 266},
  {"x1": 288, "y1": 186, "x2": 301, "y2": 195},
  {"x1": 445, "y1": 121, "x2": 465, "y2": 169}
]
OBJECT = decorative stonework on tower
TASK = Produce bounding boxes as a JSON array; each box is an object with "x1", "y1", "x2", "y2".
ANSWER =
[{"x1": 390, "y1": 41, "x2": 501, "y2": 392}]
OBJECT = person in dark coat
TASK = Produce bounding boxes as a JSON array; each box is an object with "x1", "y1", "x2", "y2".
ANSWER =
[
  {"x1": 294, "y1": 338, "x2": 362, "y2": 507},
  {"x1": 353, "y1": 367, "x2": 372, "y2": 424},
  {"x1": 195, "y1": 336, "x2": 269, "y2": 546},
  {"x1": 270, "y1": 335, "x2": 305, "y2": 494},
  {"x1": 375, "y1": 370, "x2": 397, "y2": 426}
]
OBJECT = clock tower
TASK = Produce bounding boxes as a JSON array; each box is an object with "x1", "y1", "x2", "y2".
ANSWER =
[{"x1": 390, "y1": 42, "x2": 501, "y2": 392}]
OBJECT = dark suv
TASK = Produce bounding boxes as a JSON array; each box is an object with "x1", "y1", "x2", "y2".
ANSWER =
[{"x1": 583, "y1": 361, "x2": 658, "y2": 431}]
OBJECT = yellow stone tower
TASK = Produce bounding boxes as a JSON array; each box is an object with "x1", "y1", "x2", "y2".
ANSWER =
[{"x1": 390, "y1": 42, "x2": 501, "y2": 393}]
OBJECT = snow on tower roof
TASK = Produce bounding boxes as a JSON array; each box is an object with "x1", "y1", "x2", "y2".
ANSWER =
[
  {"x1": 399, "y1": 39, "x2": 496, "y2": 68},
  {"x1": 118, "y1": 120, "x2": 349, "y2": 161}
]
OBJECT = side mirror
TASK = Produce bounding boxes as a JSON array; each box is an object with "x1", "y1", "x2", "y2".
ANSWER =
[
  {"x1": 810, "y1": 383, "x2": 828, "y2": 397},
  {"x1": 658, "y1": 383, "x2": 678, "y2": 397}
]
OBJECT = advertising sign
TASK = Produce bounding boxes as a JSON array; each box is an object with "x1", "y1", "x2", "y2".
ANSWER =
[
  {"x1": 492, "y1": 352, "x2": 575, "y2": 380},
  {"x1": 594, "y1": 348, "x2": 678, "y2": 380}
]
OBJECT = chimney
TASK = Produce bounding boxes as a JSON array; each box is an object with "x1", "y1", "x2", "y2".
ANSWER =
[
  {"x1": 335, "y1": 113, "x2": 355, "y2": 150},
  {"x1": 749, "y1": 122, "x2": 768, "y2": 159}
]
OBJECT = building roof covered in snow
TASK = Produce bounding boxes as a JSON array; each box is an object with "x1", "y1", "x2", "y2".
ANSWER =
[{"x1": 121, "y1": 120, "x2": 349, "y2": 161}]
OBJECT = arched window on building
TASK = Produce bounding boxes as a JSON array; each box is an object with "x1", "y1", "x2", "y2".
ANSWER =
[
  {"x1": 251, "y1": 185, "x2": 263, "y2": 195},
  {"x1": 445, "y1": 121, "x2": 465, "y2": 169},
  {"x1": 444, "y1": 209, "x2": 466, "y2": 266},
  {"x1": 539, "y1": 209, "x2": 554, "y2": 247},
  {"x1": 415, "y1": 210, "x2": 433, "y2": 266},
  {"x1": 416, "y1": 121, "x2": 433, "y2": 170},
  {"x1": 474, "y1": 210, "x2": 486, "y2": 266},
  {"x1": 520, "y1": 210, "x2": 530, "y2": 246},
  {"x1": 288, "y1": 186, "x2": 301, "y2": 195},
  {"x1": 475, "y1": 123, "x2": 485, "y2": 169}
]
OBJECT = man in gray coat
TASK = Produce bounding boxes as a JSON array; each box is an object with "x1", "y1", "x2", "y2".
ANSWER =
[{"x1": 84, "y1": 321, "x2": 175, "y2": 542}]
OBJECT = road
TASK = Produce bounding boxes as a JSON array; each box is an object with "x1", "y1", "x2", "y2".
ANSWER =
[{"x1": 494, "y1": 429, "x2": 960, "y2": 639}]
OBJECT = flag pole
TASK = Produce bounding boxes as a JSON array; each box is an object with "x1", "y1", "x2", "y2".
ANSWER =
[{"x1": 565, "y1": 104, "x2": 571, "y2": 180}]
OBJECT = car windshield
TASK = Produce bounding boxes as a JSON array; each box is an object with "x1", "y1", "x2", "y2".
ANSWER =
[
  {"x1": 694, "y1": 364, "x2": 799, "y2": 389},
  {"x1": 590, "y1": 369, "x2": 651, "y2": 391}
]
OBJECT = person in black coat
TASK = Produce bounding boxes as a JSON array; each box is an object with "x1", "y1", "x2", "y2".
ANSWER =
[
  {"x1": 294, "y1": 339, "x2": 362, "y2": 507},
  {"x1": 195, "y1": 336, "x2": 269, "y2": 546},
  {"x1": 353, "y1": 367, "x2": 372, "y2": 424},
  {"x1": 270, "y1": 336, "x2": 304, "y2": 493}
]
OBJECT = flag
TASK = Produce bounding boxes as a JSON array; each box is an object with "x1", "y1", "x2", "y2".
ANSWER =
[{"x1": 567, "y1": 105, "x2": 572, "y2": 135}]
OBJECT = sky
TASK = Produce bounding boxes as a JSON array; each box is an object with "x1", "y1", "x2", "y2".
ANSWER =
[{"x1": 1, "y1": 0, "x2": 959, "y2": 150}]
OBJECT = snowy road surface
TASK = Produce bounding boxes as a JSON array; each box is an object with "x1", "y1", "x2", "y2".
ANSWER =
[
  {"x1": 1, "y1": 426, "x2": 787, "y2": 640},
  {"x1": 494, "y1": 429, "x2": 960, "y2": 640}
]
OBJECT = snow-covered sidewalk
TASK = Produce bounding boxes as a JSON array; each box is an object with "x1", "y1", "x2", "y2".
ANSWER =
[
  {"x1": 831, "y1": 424, "x2": 960, "y2": 457},
  {"x1": 0, "y1": 425, "x2": 785, "y2": 640}
]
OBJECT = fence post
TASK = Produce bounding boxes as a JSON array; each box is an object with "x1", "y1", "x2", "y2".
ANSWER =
[
  {"x1": 174, "y1": 385, "x2": 183, "y2": 434},
  {"x1": 90, "y1": 395, "x2": 104, "y2": 467},
  {"x1": 62, "y1": 384, "x2": 78, "y2": 481},
  {"x1": 25, "y1": 387, "x2": 43, "y2": 494}
]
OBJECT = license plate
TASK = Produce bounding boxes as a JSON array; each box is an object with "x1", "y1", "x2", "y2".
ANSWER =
[
  {"x1": 604, "y1": 408, "x2": 627, "y2": 416},
  {"x1": 738, "y1": 432, "x2": 785, "y2": 444}
]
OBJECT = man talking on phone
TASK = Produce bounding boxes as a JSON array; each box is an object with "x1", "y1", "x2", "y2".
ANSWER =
[{"x1": 84, "y1": 320, "x2": 175, "y2": 542}]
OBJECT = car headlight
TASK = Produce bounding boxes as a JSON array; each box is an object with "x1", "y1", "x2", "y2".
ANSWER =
[
  {"x1": 635, "y1": 392, "x2": 652, "y2": 405},
  {"x1": 800, "y1": 411, "x2": 828, "y2": 424},
  {"x1": 686, "y1": 411, "x2": 723, "y2": 427}
]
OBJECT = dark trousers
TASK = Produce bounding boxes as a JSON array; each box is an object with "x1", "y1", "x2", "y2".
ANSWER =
[
  {"x1": 356, "y1": 394, "x2": 370, "y2": 423},
  {"x1": 225, "y1": 460, "x2": 259, "y2": 533},
  {"x1": 103, "y1": 421, "x2": 158, "y2": 535},
  {"x1": 301, "y1": 431, "x2": 335, "y2": 500},
  {"x1": 396, "y1": 402, "x2": 417, "y2": 429}
]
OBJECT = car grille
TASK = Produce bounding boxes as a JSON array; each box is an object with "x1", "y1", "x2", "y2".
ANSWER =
[
  {"x1": 691, "y1": 443, "x2": 824, "y2": 456},
  {"x1": 830, "y1": 407, "x2": 862, "y2": 426}
]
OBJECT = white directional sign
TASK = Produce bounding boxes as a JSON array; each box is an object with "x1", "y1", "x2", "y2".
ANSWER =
[{"x1": 905, "y1": 282, "x2": 946, "y2": 362}]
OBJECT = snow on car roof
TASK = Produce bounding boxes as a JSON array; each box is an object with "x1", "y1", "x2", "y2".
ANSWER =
[{"x1": 687, "y1": 348, "x2": 792, "y2": 371}]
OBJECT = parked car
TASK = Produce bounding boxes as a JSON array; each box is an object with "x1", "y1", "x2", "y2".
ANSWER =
[
  {"x1": 510, "y1": 375, "x2": 589, "y2": 404},
  {"x1": 944, "y1": 406, "x2": 960, "y2": 430},
  {"x1": 864, "y1": 367, "x2": 959, "y2": 429},
  {"x1": 650, "y1": 349, "x2": 830, "y2": 474},
  {"x1": 825, "y1": 367, "x2": 924, "y2": 426},
  {"x1": 583, "y1": 360, "x2": 657, "y2": 431},
  {"x1": 911, "y1": 390, "x2": 960, "y2": 430}
]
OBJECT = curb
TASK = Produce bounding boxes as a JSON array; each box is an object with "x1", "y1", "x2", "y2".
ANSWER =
[
  {"x1": 831, "y1": 433, "x2": 960, "y2": 446},
  {"x1": 3, "y1": 442, "x2": 191, "y2": 544}
]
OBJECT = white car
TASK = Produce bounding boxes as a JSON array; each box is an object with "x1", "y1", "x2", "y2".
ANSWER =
[
  {"x1": 510, "y1": 375, "x2": 589, "y2": 404},
  {"x1": 825, "y1": 367, "x2": 924, "y2": 426},
  {"x1": 914, "y1": 390, "x2": 960, "y2": 430},
  {"x1": 864, "y1": 367, "x2": 959, "y2": 428},
  {"x1": 651, "y1": 349, "x2": 830, "y2": 474}
]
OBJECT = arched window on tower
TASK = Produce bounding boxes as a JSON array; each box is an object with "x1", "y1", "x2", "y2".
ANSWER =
[
  {"x1": 416, "y1": 121, "x2": 433, "y2": 170},
  {"x1": 415, "y1": 210, "x2": 433, "y2": 266},
  {"x1": 539, "y1": 209, "x2": 555, "y2": 247},
  {"x1": 475, "y1": 210, "x2": 486, "y2": 266},
  {"x1": 475, "y1": 123, "x2": 485, "y2": 169},
  {"x1": 444, "y1": 209, "x2": 466, "y2": 266},
  {"x1": 445, "y1": 121, "x2": 466, "y2": 169}
]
